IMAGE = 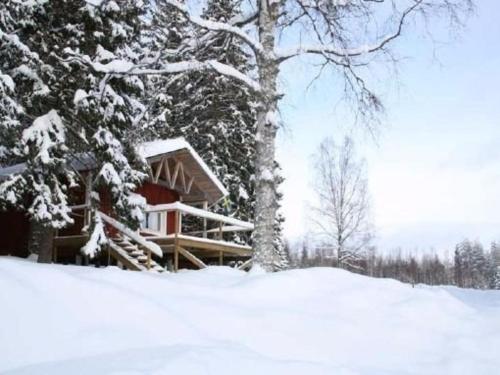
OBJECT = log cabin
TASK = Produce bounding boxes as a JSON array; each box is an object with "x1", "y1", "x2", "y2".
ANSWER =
[{"x1": 0, "y1": 138, "x2": 254, "y2": 272}]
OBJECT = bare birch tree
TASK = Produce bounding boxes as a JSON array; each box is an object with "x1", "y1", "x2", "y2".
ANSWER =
[
  {"x1": 312, "y1": 137, "x2": 371, "y2": 270},
  {"x1": 57, "y1": 0, "x2": 473, "y2": 271}
]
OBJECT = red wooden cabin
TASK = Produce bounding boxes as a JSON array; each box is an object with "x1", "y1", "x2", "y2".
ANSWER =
[{"x1": 0, "y1": 139, "x2": 254, "y2": 272}]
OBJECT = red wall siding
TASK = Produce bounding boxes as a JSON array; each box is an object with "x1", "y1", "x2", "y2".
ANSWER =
[
  {"x1": 135, "y1": 182, "x2": 179, "y2": 234},
  {"x1": 0, "y1": 182, "x2": 179, "y2": 257},
  {"x1": 0, "y1": 210, "x2": 30, "y2": 257}
]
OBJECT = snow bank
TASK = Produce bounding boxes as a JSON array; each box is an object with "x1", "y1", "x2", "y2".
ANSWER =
[{"x1": 1, "y1": 257, "x2": 499, "y2": 374}]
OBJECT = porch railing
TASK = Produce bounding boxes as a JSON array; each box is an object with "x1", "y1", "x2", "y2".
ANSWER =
[{"x1": 144, "y1": 201, "x2": 254, "y2": 239}]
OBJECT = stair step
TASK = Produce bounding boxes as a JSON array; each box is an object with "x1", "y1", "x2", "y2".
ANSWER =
[
  {"x1": 123, "y1": 246, "x2": 138, "y2": 252},
  {"x1": 110, "y1": 232, "x2": 162, "y2": 273},
  {"x1": 128, "y1": 250, "x2": 146, "y2": 258}
]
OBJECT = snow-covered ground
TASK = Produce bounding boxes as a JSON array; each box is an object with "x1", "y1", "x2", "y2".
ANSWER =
[{"x1": 1, "y1": 257, "x2": 499, "y2": 375}]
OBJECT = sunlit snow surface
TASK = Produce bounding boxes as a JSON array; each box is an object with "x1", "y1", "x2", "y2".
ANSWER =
[{"x1": 1, "y1": 257, "x2": 499, "y2": 374}]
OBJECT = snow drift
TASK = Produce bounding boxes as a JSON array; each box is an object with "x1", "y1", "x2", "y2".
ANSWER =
[{"x1": 0, "y1": 257, "x2": 499, "y2": 374}]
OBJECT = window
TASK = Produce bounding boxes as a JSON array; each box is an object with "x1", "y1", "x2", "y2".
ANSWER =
[{"x1": 141, "y1": 211, "x2": 167, "y2": 234}]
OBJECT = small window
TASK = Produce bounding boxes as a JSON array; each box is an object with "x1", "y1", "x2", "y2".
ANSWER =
[{"x1": 141, "y1": 211, "x2": 167, "y2": 234}]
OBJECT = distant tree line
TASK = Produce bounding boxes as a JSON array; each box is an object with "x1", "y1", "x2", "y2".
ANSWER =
[
  {"x1": 303, "y1": 137, "x2": 500, "y2": 290},
  {"x1": 289, "y1": 239, "x2": 500, "y2": 290}
]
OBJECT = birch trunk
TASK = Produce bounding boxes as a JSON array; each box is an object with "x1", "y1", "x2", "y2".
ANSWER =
[{"x1": 252, "y1": 0, "x2": 280, "y2": 271}]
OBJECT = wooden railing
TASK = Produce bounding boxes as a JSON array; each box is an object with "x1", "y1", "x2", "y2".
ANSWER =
[
  {"x1": 145, "y1": 201, "x2": 254, "y2": 238},
  {"x1": 63, "y1": 201, "x2": 253, "y2": 271},
  {"x1": 144, "y1": 201, "x2": 254, "y2": 271},
  {"x1": 99, "y1": 211, "x2": 163, "y2": 258}
]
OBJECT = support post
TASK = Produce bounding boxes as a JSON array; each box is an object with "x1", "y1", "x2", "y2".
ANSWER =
[
  {"x1": 178, "y1": 246, "x2": 207, "y2": 269},
  {"x1": 219, "y1": 251, "x2": 223, "y2": 266},
  {"x1": 202, "y1": 200, "x2": 208, "y2": 238},
  {"x1": 147, "y1": 249, "x2": 151, "y2": 270},
  {"x1": 178, "y1": 197, "x2": 183, "y2": 234},
  {"x1": 84, "y1": 172, "x2": 92, "y2": 231},
  {"x1": 174, "y1": 210, "x2": 179, "y2": 272},
  {"x1": 174, "y1": 245, "x2": 179, "y2": 272},
  {"x1": 53, "y1": 228, "x2": 58, "y2": 263}
]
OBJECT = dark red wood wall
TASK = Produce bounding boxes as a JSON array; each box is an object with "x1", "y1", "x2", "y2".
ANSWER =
[
  {"x1": 0, "y1": 210, "x2": 30, "y2": 257},
  {"x1": 135, "y1": 182, "x2": 179, "y2": 234},
  {"x1": 0, "y1": 181, "x2": 179, "y2": 258}
]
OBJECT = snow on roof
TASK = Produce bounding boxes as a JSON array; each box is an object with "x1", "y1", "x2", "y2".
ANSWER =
[
  {"x1": 138, "y1": 138, "x2": 229, "y2": 198},
  {"x1": 0, "y1": 163, "x2": 26, "y2": 180},
  {"x1": 0, "y1": 138, "x2": 229, "y2": 199},
  {"x1": 139, "y1": 138, "x2": 194, "y2": 159}
]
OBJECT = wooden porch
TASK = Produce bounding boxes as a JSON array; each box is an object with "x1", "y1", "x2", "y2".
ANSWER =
[
  {"x1": 141, "y1": 201, "x2": 254, "y2": 271},
  {"x1": 53, "y1": 201, "x2": 254, "y2": 272}
]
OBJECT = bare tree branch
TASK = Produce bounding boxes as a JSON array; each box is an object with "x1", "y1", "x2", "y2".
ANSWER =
[{"x1": 276, "y1": 0, "x2": 424, "y2": 62}]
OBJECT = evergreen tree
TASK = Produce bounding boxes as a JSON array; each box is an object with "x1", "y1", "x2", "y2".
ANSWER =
[
  {"x1": 149, "y1": 0, "x2": 256, "y2": 222},
  {"x1": 454, "y1": 246, "x2": 464, "y2": 287},
  {"x1": 0, "y1": 0, "x2": 151, "y2": 258},
  {"x1": 453, "y1": 239, "x2": 491, "y2": 289},
  {"x1": 470, "y1": 241, "x2": 488, "y2": 288},
  {"x1": 147, "y1": 0, "x2": 289, "y2": 269},
  {"x1": 494, "y1": 267, "x2": 500, "y2": 290},
  {"x1": 486, "y1": 242, "x2": 500, "y2": 289}
]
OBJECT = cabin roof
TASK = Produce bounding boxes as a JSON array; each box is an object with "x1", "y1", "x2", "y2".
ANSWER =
[
  {"x1": 0, "y1": 138, "x2": 228, "y2": 204},
  {"x1": 0, "y1": 163, "x2": 26, "y2": 180},
  {"x1": 139, "y1": 138, "x2": 229, "y2": 204}
]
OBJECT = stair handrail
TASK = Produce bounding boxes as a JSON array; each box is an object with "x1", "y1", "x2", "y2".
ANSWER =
[{"x1": 98, "y1": 211, "x2": 163, "y2": 258}]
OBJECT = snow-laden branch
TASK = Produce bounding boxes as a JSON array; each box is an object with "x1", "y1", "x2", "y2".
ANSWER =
[
  {"x1": 276, "y1": 0, "x2": 423, "y2": 62},
  {"x1": 230, "y1": 9, "x2": 259, "y2": 27},
  {"x1": 162, "y1": 0, "x2": 265, "y2": 58},
  {"x1": 62, "y1": 53, "x2": 262, "y2": 93}
]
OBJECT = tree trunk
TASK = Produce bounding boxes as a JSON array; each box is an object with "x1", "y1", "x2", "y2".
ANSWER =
[
  {"x1": 28, "y1": 220, "x2": 54, "y2": 263},
  {"x1": 252, "y1": 0, "x2": 280, "y2": 271}
]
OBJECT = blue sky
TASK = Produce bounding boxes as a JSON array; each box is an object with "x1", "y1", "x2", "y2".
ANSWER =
[{"x1": 276, "y1": 0, "x2": 500, "y2": 255}]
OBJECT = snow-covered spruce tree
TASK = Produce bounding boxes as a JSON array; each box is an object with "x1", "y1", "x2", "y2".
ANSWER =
[
  {"x1": 454, "y1": 245, "x2": 464, "y2": 287},
  {"x1": 0, "y1": 22, "x2": 22, "y2": 168},
  {"x1": 0, "y1": 0, "x2": 150, "y2": 260},
  {"x1": 454, "y1": 239, "x2": 490, "y2": 289},
  {"x1": 147, "y1": 0, "x2": 289, "y2": 268},
  {"x1": 0, "y1": 1, "x2": 74, "y2": 261},
  {"x1": 470, "y1": 241, "x2": 488, "y2": 289},
  {"x1": 147, "y1": 0, "x2": 257, "y2": 224},
  {"x1": 100, "y1": 0, "x2": 472, "y2": 271},
  {"x1": 494, "y1": 267, "x2": 500, "y2": 290},
  {"x1": 491, "y1": 242, "x2": 500, "y2": 289},
  {"x1": 0, "y1": 2, "x2": 43, "y2": 168}
]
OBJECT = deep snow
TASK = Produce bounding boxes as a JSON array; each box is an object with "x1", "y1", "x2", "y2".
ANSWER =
[{"x1": 1, "y1": 257, "x2": 499, "y2": 374}]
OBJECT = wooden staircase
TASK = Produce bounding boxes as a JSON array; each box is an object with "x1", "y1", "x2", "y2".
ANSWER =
[
  {"x1": 96, "y1": 212, "x2": 166, "y2": 273},
  {"x1": 108, "y1": 235, "x2": 165, "y2": 273}
]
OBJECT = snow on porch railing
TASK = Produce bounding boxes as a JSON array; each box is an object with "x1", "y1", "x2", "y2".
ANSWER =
[
  {"x1": 145, "y1": 201, "x2": 254, "y2": 231},
  {"x1": 99, "y1": 211, "x2": 163, "y2": 258}
]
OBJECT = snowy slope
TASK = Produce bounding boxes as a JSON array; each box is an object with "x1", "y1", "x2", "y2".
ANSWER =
[{"x1": 1, "y1": 257, "x2": 499, "y2": 375}]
